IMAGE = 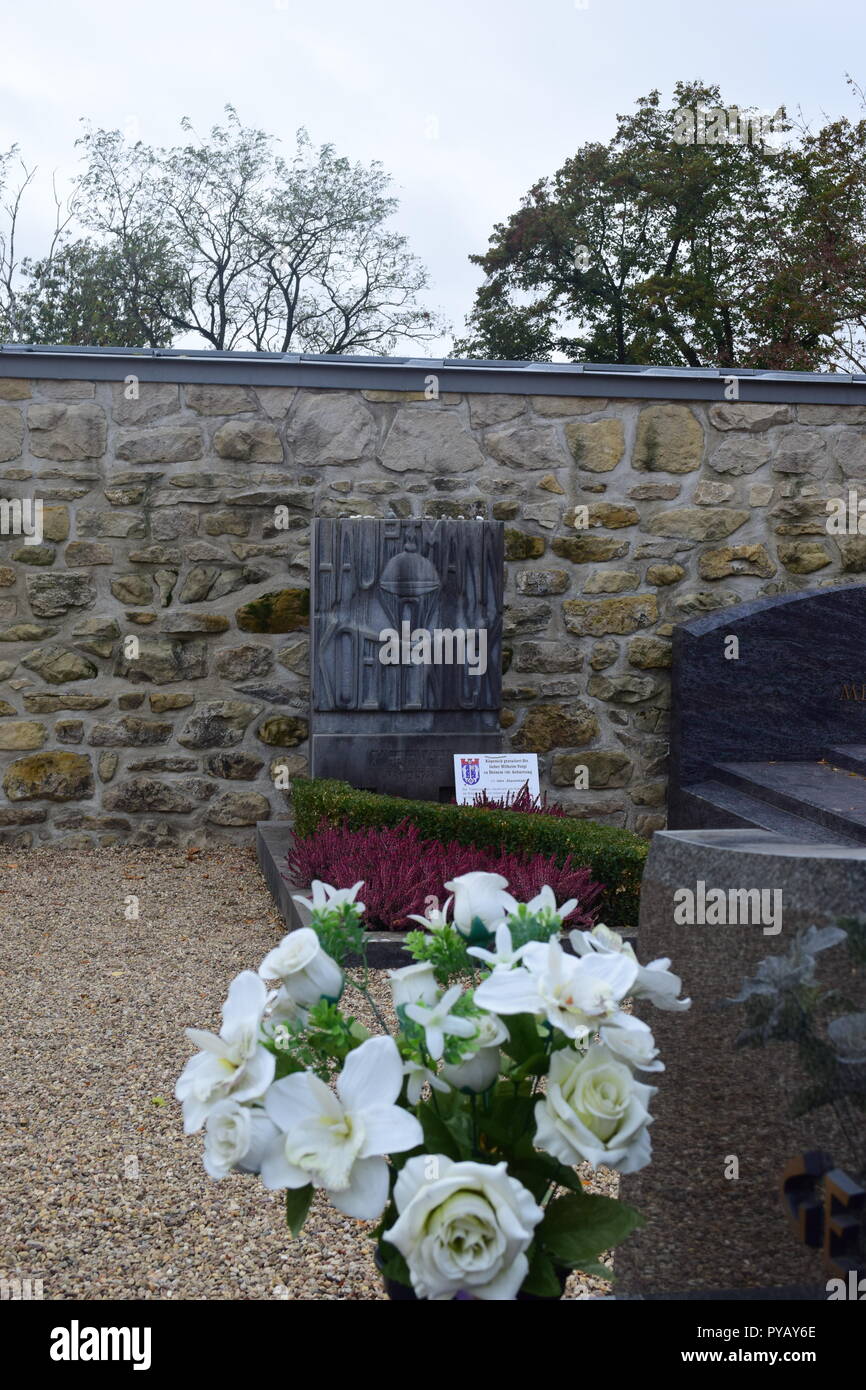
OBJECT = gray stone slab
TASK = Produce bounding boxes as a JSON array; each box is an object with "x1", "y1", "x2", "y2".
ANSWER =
[
  {"x1": 681, "y1": 780, "x2": 864, "y2": 844},
  {"x1": 311, "y1": 730, "x2": 503, "y2": 801},
  {"x1": 670, "y1": 583, "x2": 866, "y2": 791},
  {"x1": 310, "y1": 518, "x2": 504, "y2": 798},
  {"x1": 616, "y1": 830, "x2": 866, "y2": 1297},
  {"x1": 715, "y1": 759, "x2": 866, "y2": 834}
]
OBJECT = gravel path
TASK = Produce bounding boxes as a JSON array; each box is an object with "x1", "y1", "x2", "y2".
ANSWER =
[{"x1": 0, "y1": 847, "x2": 615, "y2": 1301}]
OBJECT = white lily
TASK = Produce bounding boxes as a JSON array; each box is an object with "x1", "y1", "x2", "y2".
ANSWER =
[
  {"x1": 406, "y1": 896, "x2": 453, "y2": 932},
  {"x1": 405, "y1": 984, "x2": 477, "y2": 1061},
  {"x1": 570, "y1": 924, "x2": 691, "y2": 1012},
  {"x1": 291, "y1": 879, "x2": 365, "y2": 926},
  {"x1": 467, "y1": 922, "x2": 532, "y2": 970},
  {"x1": 175, "y1": 971, "x2": 275, "y2": 1133},
  {"x1": 260, "y1": 1036, "x2": 422, "y2": 1218},
  {"x1": 264, "y1": 986, "x2": 308, "y2": 1027},
  {"x1": 474, "y1": 937, "x2": 636, "y2": 1041},
  {"x1": 402, "y1": 1058, "x2": 451, "y2": 1105},
  {"x1": 523, "y1": 884, "x2": 579, "y2": 923}
]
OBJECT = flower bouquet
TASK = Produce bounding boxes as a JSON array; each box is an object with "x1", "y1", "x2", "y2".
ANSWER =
[{"x1": 176, "y1": 870, "x2": 690, "y2": 1301}]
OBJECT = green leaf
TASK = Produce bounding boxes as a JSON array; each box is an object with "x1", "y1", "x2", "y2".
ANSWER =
[
  {"x1": 509, "y1": 1152, "x2": 585, "y2": 1199},
  {"x1": 285, "y1": 1184, "x2": 315, "y2": 1238},
  {"x1": 377, "y1": 1237, "x2": 412, "y2": 1289},
  {"x1": 579, "y1": 1260, "x2": 614, "y2": 1281},
  {"x1": 521, "y1": 1245, "x2": 563, "y2": 1298},
  {"x1": 417, "y1": 1099, "x2": 465, "y2": 1161},
  {"x1": 540, "y1": 1193, "x2": 643, "y2": 1266},
  {"x1": 501, "y1": 1013, "x2": 545, "y2": 1068}
]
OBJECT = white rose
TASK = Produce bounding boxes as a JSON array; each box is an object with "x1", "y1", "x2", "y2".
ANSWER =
[
  {"x1": 441, "y1": 1013, "x2": 509, "y2": 1093},
  {"x1": 600, "y1": 1015, "x2": 664, "y2": 1073},
  {"x1": 443, "y1": 872, "x2": 517, "y2": 936},
  {"x1": 534, "y1": 1044, "x2": 656, "y2": 1174},
  {"x1": 203, "y1": 1100, "x2": 278, "y2": 1179},
  {"x1": 388, "y1": 961, "x2": 439, "y2": 1009},
  {"x1": 258, "y1": 927, "x2": 343, "y2": 1007},
  {"x1": 387, "y1": 1156, "x2": 543, "y2": 1300}
]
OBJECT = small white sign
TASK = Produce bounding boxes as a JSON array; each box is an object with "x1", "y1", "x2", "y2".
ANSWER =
[{"x1": 453, "y1": 753, "x2": 540, "y2": 805}]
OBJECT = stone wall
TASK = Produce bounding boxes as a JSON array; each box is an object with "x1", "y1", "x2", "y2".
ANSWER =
[{"x1": 0, "y1": 370, "x2": 861, "y2": 845}]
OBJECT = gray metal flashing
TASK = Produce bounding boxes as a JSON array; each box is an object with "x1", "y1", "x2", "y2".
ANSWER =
[{"x1": 2, "y1": 342, "x2": 866, "y2": 404}]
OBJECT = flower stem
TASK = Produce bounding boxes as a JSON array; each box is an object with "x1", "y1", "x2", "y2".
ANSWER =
[{"x1": 347, "y1": 977, "x2": 392, "y2": 1036}]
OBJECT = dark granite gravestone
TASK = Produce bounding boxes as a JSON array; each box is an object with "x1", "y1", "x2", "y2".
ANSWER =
[
  {"x1": 616, "y1": 829, "x2": 866, "y2": 1300},
  {"x1": 669, "y1": 583, "x2": 866, "y2": 842},
  {"x1": 310, "y1": 518, "x2": 503, "y2": 800}
]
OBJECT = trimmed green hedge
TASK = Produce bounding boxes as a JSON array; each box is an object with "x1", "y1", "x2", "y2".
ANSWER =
[{"x1": 291, "y1": 778, "x2": 648, "y2": 928}]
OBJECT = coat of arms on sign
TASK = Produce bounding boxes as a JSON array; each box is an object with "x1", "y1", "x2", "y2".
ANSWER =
[{"x1": 460, "y1": 757, "x2": 480, "y2": 786}]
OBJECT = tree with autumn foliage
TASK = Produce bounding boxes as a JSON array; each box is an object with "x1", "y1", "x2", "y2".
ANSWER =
[{"x1": 454, "y1": 80, "x2": 866, "y2": 372}]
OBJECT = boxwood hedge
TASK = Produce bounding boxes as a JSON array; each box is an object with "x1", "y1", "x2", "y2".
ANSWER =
[{"x1": 290, "y1": 778, "x2": 648, "y2": 928}]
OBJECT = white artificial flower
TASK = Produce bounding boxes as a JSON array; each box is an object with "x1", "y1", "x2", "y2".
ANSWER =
[
  {"x1": 534, "y1": 1043, "x2": 656, "y2": 1174},
  {"x1": 406, "y1": 897, "x2": 453, "y2": 931},
  {"x1": 522, "y1": 884, "x2": 579, "y2": 923},
  {"x1": 261, "y1": 1036, "x2": 422, "y2": 1218},
  {"x1": 827, "y1": 1012, "x2": 866, "y2": 1065},
  {"x1": 405, "y1": 984, "x2": 477, "y2": 1061},
  {"x1": 570, "y1": 924, "x2": 691, "y2": 1012},
  {"x1": 388, "y1": 961, "x2": 439, "y2": 1009},
  {"x1": 443, "y1": 872, "x2": 518, "y2": 936},
  {"x1": 291, "y1": 879, "x2": 365, "y2": 926},
  {"x1": 600, "y1": 1014, "x2": 665, "y2": 1073},
  {"x1": 258, "y1": 927, "x2": 343, "y2": 1007},
  {"x1": 264, "y1": 986, "x2": 308, "y2": 1028},
  {"x1": 467, "y1": 922, "x2": 532, "y2": 971},
  {"x1": 175, "y1": 971, "x2": 275, "y2": 1133},
  {"x1": 202, "y1": 1100, "x2": 279, "y2": 1179},
  {"x1": 441, "y1": 1013, "x2": 509, "y2": 1093},
  {"x1": 475, "y1": 936, "x2": 636, "y2": 1041},
  {"x1": 387, "y1": 1155, "x2": 543, "y2": 1300},
  {"x1": 402, "y1": 1058, "x2": 450, "y2": 1105}
]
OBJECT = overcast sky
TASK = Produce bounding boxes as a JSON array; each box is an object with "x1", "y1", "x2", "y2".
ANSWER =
[{"x1": 1, "y1": 0, "x2": 864, "y2": 356}]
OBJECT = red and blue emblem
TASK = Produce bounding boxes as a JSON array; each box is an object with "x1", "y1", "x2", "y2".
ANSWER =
[{"x1": 460, "y1": 757, "x2": 481, "y2": 786}]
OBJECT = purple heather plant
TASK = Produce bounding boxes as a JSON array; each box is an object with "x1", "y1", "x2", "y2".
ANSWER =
[
  {"x1": 459, "y1": 783, "x2": 568, "y2": 816},
  {"x1": 285, "y1": 818, "x2": 602, "y2": 931}
]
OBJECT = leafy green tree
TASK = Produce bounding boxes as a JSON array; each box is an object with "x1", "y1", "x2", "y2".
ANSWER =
[
  {"x1": 2, "y1": 111, "x2": 444, "y2": 353},
  {"x1": 454, "y1": 82, "x2": 866, "y2": 371},
  {"x1": 75, "y1": 109, "x2": 445, "y2": 353},
  {"x1": 16, "y1": 237, "x2": 179, "y2": 347}
]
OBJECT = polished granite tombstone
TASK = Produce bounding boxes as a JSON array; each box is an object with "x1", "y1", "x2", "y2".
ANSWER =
[
  {"x1": 669, "y1": 583, "x2": 866, "y2": 841},
  {"x1": 615, "y1": 829, "x2": 866, "y2": 1299},
  {"x1": 310, "y1": 518, "x2": 503, "y2": 800}
]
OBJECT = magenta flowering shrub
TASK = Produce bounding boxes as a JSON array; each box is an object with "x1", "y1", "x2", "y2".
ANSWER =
[
  {"x1": 460, "y1": 785, "x2": 568, "y2": 817},
  {"x1": 285, "y1": 819, "x2": 602, "y2": 931}
]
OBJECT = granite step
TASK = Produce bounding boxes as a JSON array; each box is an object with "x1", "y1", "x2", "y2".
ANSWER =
[
  {"x1": 710, "y1": 759, "x2": 866, "y2": 843},
  {"x1": 825, "y1": 744, "x2": 866, "y2": 775},
  {"x1": 679, "y1": 779, "x2": 864, "y2": 845}
]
